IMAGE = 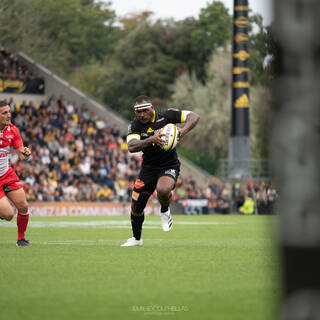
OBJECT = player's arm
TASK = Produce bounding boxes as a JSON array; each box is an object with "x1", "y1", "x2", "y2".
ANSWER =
[
  {"x1": 16, "y1": 146, "x2": 32, "y2": 161},
  {"x1": 13, "y1": 127, "x2": 31, "y2": 161},
  {"x1": 127, "y1": 131, "x2": 164, "y2": 153},
  {"x1": 126, "y1": 121, "x2": 164, "y2": 153},
  {"x1": 178, "y1": 111, "x2": 200, "y2": 140}
]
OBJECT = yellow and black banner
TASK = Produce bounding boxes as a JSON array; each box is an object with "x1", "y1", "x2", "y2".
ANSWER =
[
  {"x1": 231, "y1": 0, "x2": 250, "y2": 136},
  {"x1": 0, "y1": 77, "x2": 44, "y2": 94}
]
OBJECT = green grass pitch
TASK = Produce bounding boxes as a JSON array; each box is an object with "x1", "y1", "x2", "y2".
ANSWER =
[{"x1": 0, "y1": 215, "x2": 280, "y2": 320}]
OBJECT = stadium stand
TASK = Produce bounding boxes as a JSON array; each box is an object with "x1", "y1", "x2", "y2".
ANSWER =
[
  {"x1": 0, "y1": 48, "x2": 277, "y2": 214},
  {"x1": 3, "y1": 95, "x2": 277, "y2": 214},
  {"x1": 0, "y1": 47, "x2": 44, "y2": 94}
]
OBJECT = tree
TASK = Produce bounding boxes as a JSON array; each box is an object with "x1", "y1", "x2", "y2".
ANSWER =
[
  {"x1": 96, "y1": 1, "x2": 232, "y2": 118},
  {"x1": 0, "y1": 0, "x2": 119, "y2": 75},
  {"x1": 170, "y1": 50, "x2": 231, "y2": 158},
  {"x1": 118, "y1": 10, "x2": 154, "y2": 30},
  {"x1": 170, "y1": 50, "x2": 272, "y2": 159},
  {"x1": 98, "y1": 21, "x2": 183, "y2": 118},
  {"x1": 190, "y1": 1, "x2": 232, "y2": 81},
  {"x1": 249, "y1": 13, "x2": 275, "y2": 86},
  {"x1": 197, "y1": 1, "x2": 232, "y2": 50}
]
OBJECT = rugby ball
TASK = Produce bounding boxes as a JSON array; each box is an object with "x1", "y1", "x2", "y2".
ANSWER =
[{"x1": 160, "y1": 123, "x2": 178, "y2": 151}]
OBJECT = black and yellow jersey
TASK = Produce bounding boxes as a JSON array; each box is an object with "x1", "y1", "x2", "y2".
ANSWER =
[{"x1": 127, "y1": 109, "x2": 189, "y2": 169}]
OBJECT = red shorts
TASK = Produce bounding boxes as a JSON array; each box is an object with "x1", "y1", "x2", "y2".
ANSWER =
[{"x1": 0, "y1": 167, "x2": 23, "y2": 199}]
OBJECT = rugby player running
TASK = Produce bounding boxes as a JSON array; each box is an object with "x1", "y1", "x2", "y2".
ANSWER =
[
  {"x1": 121, "y1": 96, "x2": 200, "y2": 246},
  {"x1": 0, "y1": 101, "x2": 32, "y2": 246}
]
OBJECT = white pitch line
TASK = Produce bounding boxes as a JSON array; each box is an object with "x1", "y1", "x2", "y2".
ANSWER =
[
  {"x1": 0, "y1": 222, "x2": 158, "y2": 229},
  {"x1": 33, "y1": 240, "x2": 120, "y2": 245},
  {"x1": 0, "y1": 220, "x2": 235, "y2": 229},
  {"x1": 0, "y1": 239, "x2": 165, "y2": 246},
  {"x1": 174, "y1": 221, "x2": 235, "y2": 225}
]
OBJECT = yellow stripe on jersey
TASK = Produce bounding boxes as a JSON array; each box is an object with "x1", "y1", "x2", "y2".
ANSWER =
[
  {"x1": 151, "y1": 110, "x2": 156, "y2": 123},
  {"x1": 181, "y1": 110, "x2": 191, "y2": 123},
  {"x1": 126, "y1": 134, "x2": 141, "y2": 143}
]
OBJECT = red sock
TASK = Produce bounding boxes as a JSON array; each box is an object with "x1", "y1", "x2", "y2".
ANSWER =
[{"x1": 17, "y1": 213, "x2": 29, "y2": 240}]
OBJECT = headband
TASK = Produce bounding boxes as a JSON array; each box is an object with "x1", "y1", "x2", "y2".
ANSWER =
[{"x1": 134, "y1": 103, "x2": 152, "y2": 110}]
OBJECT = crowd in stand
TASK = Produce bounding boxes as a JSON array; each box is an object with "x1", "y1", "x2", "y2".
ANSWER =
[
  {"x1": 0, "y1": 48, "x2": 278, "y2": 214},
  {"x1": 7, "y1": 96, "x2": 135, "y2": 202},
  {"x1": 173, "y1": 176, "x2": 278, "y2": 214},
  {"x1": 0, "y1": 47, "x2": 44, "y2": 94},
  {"x1": 2, "y1": 95, "x2": 278, "y2": 214}
]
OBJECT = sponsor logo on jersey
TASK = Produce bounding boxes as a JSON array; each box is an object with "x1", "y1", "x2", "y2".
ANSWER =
[
  {"x1": 134, "y1": 179, "x2": 145, "y2": 189},
  {"x1": 164, "y1": 169, "x2": 177, "y2": 178},
  {"x1": 0, "y1": 152, "x2": 9, "y2": 158},
  {"x1": 132, "y1": 191, "x2": 139, "y2": 200},
  {"x1": 156, "y1": 117, "x2": 165, "y2": 122}
]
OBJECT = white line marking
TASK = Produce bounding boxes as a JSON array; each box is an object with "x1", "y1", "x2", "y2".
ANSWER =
[
  {"x1": 0, "y1": 239, "x2": 165, "y2": 246},
  {"x1": 175, "y1": 222, "x2": 235, "y2": 225},
  {"x1": 0, "y1": 220, "x2": 235, "y2": 228}
]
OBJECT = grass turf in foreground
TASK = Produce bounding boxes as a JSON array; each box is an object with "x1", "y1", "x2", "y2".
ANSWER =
[{"x1": 0, "y1": 215, "x2": 280, "y2": 320}]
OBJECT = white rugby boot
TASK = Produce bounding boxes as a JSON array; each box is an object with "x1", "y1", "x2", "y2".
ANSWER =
[
  {"x1": 160, "y1": 208, "x2": 173, "y2": 232},
  {"x1": 121, "y1": 237, "x2": 143, "y2": 247}
]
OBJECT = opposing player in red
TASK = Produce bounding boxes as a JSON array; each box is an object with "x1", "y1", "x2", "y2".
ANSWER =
[{"x1": 0, "y1": 101, "x2": 32, "y2": 246}]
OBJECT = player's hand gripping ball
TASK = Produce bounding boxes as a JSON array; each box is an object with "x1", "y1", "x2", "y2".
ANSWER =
[{"x1": 160, "y1": 123, "x2": 178, "y2": 151}]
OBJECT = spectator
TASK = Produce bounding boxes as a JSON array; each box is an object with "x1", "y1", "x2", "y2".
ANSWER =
[
  {"x1": 0, "y1": 48, "x2": 45, "y2": 94},
  {"x1": 266, "y1": 184, "x2": 277, "y2": 214},
  {"x1": 239, "y1": 192, "x2": 255, "y2": 215},
  {"x1": 256, "y1": 183, "x2": 268, "y2": 214},
  {"x1": 5, "y1": 95, "x2": 277, "y2": 208}
]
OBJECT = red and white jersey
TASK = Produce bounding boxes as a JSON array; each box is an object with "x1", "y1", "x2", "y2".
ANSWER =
[{"x1": 0, "y1": 124, "x2": 23, "y2": 177}]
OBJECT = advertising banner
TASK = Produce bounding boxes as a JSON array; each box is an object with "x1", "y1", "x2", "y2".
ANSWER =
[
  {"x1": 28, "y1": 202, "x2": 160, "y2": 217},
  {"x1": 0, "y1": 77, "x2": 44, "y2": 94},
  {"x1": 178, "y1": 199, "x2": 209, "y2": 215}
]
